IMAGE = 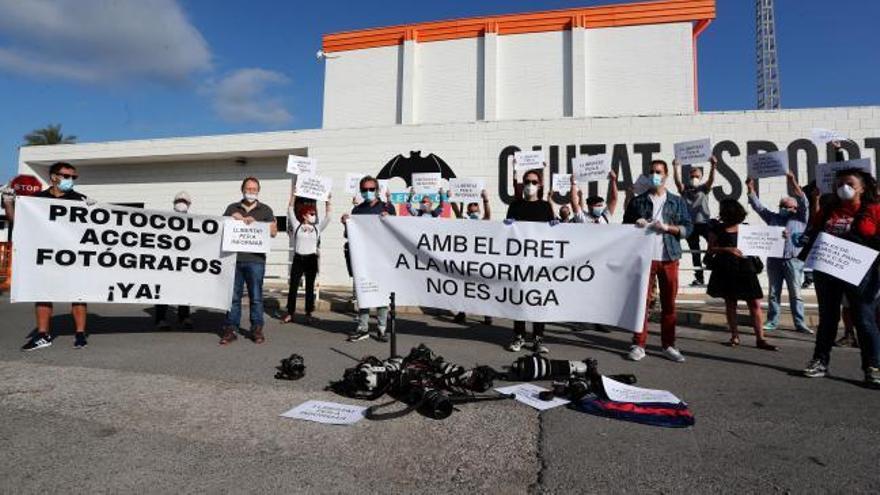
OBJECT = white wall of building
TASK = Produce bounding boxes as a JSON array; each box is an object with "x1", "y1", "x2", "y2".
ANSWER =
[
  {"x1": 497, "y1": 31, "x2": 571, "y2": 120},
  {"x1": 586, "y1": 23, "x2": 694, "y2": 117},
  {"x1": 415, "y1": 37, "x2": 482, "y2": 124},
  {"x1": 322, "y1": 45, "x2": 401, "y2": 128},
  {"x1": 20, "y1": 107, "x2": 880, "y2": 287}
]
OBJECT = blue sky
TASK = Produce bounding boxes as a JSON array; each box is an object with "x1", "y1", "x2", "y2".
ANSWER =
[{"x1": 1, "y1": 0, "x2": 878, "y2": 181}]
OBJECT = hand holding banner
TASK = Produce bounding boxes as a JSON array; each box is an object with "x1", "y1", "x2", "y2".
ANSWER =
[
  {"x1": 513, "y1": 150, "x2": 545, "y2": 171},
  {"x1": 572, "y1": 154, "x2": 610, "y2": 183},
  {"x1": 286, "y1": 155, "x2": 317, "y2": 175},
  {"x1": 746, "y1": 151, "x2": 789, "y2": 179},
  {"x1": 674, "y1": 139, "x2": 712, "y2": 165},
  {"x1": 805, "y1": 232, "x2": 879, "y2": 286},
  {"x1": 737, "y1": 225, "x2": 786, "y2": 258},
  {"x1": 295, "y1": 174, "x2": 333, "y2": 201},
  {"x1": 222, "y1": 218, "x2": 272, "y2": 254}
]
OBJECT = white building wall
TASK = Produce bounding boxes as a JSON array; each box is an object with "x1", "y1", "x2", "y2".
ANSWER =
[
  {"x1": 322, "y1": 45, "x2": 401, "y2": 128},
  {"x1": 20, "y1": 107, "x2": 880, "y2": 287},
  {"x1": 497, "y1": 31, "x2": 571, "y2": 120},
  {"x1": 415, "y1": 37, "x2": 481, "y2": 124},
  {"x1": 585, "y1": 23, "x2": 694, "y2": 116}
]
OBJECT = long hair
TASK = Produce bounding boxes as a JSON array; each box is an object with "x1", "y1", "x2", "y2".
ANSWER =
[
  {"x1": 824, "y1": 168, "x2": 878, "y2": 213},
  {"x1": 522, "y1": 169, "x2": 545, "y2": 201}
]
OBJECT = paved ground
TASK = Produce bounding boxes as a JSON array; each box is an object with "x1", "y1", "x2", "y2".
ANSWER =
[{"x1": 1, "y1": 293, "x2": 878, "y2": 494}]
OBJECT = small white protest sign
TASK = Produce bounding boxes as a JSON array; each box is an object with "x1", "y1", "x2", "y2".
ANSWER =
[
  {"x1": 411, "y1": 172, "x2": 442, "y2": 193},
  {"x1": 737, "y1": 225, "x2": 786, "y2": 258},
  {"x1": 601, "y1": 376, "x2": 683, "y2": 405},
  {"x1": 816, "y1": 158, "x2": 874, "y2": 194},
  {"x1": 280, "y1": 400, "x2": 367, "y2": 425},
  {"x1": 572, "y1": 154, "x2": 611, "y2": 183},
  {"x1": 449, "y1": 178, "x2": 485, "y2": 203},
  {"x1": 811, "y1": 128, "x2": 848, "y2": 145},
  {"x1": 746, "y1": 151, "x2": 789, "y2": 179},
  {"x1": 494, "y1": 383, "x2": 570, "y2": 411},
  {"x1": 674, "y1": 138, "x2": 712, "y2": 165},
  {"x1": 286, "y1": 155, "x2": 317, "y2": 176},
  {"x1": 222, "y1": 218, "x2": 271, "y2": 254},
  {"x1": 345, "y1": 173, "x2": 367, "y2": 194},
  {"x1": 805, "y1": 232, "x2": 880, "y2": 286},
  {"x1": 552, "y1": 174, "x2": 572, "y2": 193},
  {"x1": 295, "y1": 174, "x2": 333, "y2": 202},
  {"x1": 378, "y1": 179, "x2": 391, "y2": 197},
  {"x1": 513, "y1": 150, "x2": 545, "y2": 171}
]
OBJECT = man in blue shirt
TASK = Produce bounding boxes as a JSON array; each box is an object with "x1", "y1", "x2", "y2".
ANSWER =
[{"x1": 746, "y1": 173, "x2": 813, "y2": 334}]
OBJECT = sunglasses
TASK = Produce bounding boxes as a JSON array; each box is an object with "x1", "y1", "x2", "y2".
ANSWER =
[
  {"x1": 361, "y1": 187, "x2": 377, "y2": 192},
  {"x1": 57, "y1": 173, "x2": 78, "y2": 180},
  {"x1": 523, "y1": 180, "x2": 540, "y2": 185}
]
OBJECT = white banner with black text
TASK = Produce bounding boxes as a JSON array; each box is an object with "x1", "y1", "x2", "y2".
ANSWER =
[
  {"x1": 11, "y1": 197, "x2": 237, "y2": 310},
  {"x1": 347, "y1": 216, "x2": 653, "y2": 331}
]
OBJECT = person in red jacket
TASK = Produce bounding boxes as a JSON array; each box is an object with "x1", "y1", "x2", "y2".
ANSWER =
[{"x1": 802, "y1": 168, "x2": 880, "y2": 388}]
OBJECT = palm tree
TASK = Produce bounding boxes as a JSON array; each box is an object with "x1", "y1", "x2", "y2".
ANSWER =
[{"x1": 23, "y1": 124, "x2": 77, "y2": 146}]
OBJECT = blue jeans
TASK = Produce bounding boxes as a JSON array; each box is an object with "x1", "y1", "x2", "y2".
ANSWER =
[
  {"x1": 813, "y1": 271, "x2": 880, "y2": 370},
  {"x1": 225, "y1": 262, "x2": 266, "y2": 329},
  {"x1": 766, "y1": 258, "x2": 807, "y2": 330}
]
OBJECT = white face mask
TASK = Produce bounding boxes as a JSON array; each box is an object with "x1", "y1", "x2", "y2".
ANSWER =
[
  {"x1": 173, "y1": 202, "x2": 189, "y2": 213},
  {"x1": 524, "y1": 184, "x2": 539, "y2": 198},
  {"x1": 243, "y1": 193, "x2": 258, "y2": 202},
  {"x1": 837, "y1": 184, "x2": 856, "y2": 201},
  {"x1": 690, "y1": 177, "x2": 701, "y2": 187}
]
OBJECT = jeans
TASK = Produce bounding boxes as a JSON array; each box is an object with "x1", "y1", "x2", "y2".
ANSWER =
[
  {"x1": 813, "y1": 271, "x2": 880, "y2": 370},
  {"x1": 766, "y1": 258, "x2": 807, "y2": 330},
  {"x1": 686, "y1": 223, "x2": 709, "y2": 283},
  {"x1": 287, "y1": 254, "x2": 318, "y2": 315},
  {"x1": 357, "y1": 307, "x2": 388, "y2": 333},
  {"x1": 225, "y1": 261, "x2": 266, "y2": 329},
  {"x1": 634, "y1": 260, "x2": 679, "y2": 349}
]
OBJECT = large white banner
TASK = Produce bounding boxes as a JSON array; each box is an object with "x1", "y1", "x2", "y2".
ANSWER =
[
  {"x1": 11, "y1": 197, "x2": 236, "y2": 310},
  {"x1": 347, "y1": 216, "x2": 653, "y2": 331}
]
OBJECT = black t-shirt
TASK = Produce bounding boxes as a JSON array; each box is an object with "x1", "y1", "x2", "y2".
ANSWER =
[
  {"x1": 34, "y1": 188, "x2": 86, "y2": 201},
  {"x1": 505, "y1": 199, "x2": 554, "y2": 222},
  {"x1": 224, "y1": 201, "x2": 276, "y2": 263}
]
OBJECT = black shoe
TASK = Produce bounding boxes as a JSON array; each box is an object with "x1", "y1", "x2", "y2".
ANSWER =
[
  {"x1": 483, "y1": 316, "x2": 493, "y2": 326},
  {"x1": 21, "y1": 334, "x2": 52, "y2": 352},
  {"x1": 689, "y1": 280, "x2": 705, "y2": 287},
  {"x1": 74, "y1": 333, "x2": 88, "y2": 349},
  {"x1": 453, "y1": 312, "x2": 467, "y2": 324},
  {"x1": 801, "y1": 280, "x2": 813, "y2": 289},
  {"x1": 531, "y1": 337, "x2": 549, "y2": 354},
  {"x1": 375, "y1": 331, "x2": 389, "y2": 343}
]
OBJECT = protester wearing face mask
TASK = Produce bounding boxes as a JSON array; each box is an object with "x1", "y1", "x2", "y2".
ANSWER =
[
  {"x1": 505, "y1": 169, "x2": 555, "y2": 354},
  {"x1": 220, "y1": 177, "x2": 277, "y2": 345},
  {"x1": 282, "y1": 181, "x2": 332, "y2": 326},
  {"x1": 746, "y1": 173, "x2": 812, "y2": 335},
  {"x1": 406, "y1": 187, "x2": 447, "y2": 217},
  {"x1": 451, "y1": 189, "x2": 493, "y2": 325},
  {"x1": 19, "y1": 162, "x2": 93, "y2": 351},
  {"x1": 800, "y1": 168, "x2": 880, "y2": 388},
  {"x1": 673, "y1": 156, "x2": 717, "y2": 287},
  {"x1": 342, "y1": 175, "x2": 396, "y2": 342},
  {"x1": 570, "y1": 171, "x2": 618, "y2": 224},
  {"x1": 623, "y1": 160, "x2": 693, "y2": 363},
  {"x1": 154, "y1": 191, "x2": 194, "y2": 331}
]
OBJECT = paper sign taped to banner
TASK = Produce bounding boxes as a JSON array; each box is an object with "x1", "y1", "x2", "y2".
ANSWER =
[
  {"x1": 286, "y1": 155, "x2": 317, "y2": 175},
  {"x1": 347, "y1": 216, "x2": 653, "y2": 329},
  {"x1": 747, "y1": 151, "x2": 789, "y2": 179},
  {"x1": 805, "y1": 232, "x2": 879, "y2": 286},
  {"x1": 494, "y1": 383, "x2": 569, "y2": 411},
  {"x1": 295, "y1": 174, "x2": 332, "y2": 202},
  {"x1": 10, "y1": 197, "x2": 235, "y2": 309},
  {"x1": 552, "y1": 174, "x2": 572, "y2": 193},
  {"x1": 811, "y1": 128, "x2": 848, "y2": 145},
  {"x1": 601, "y1": 376, "x2": 682, "y2": 405},
  {"x1": 411, "y1": 173, "x2": 442, "y2": 193},
  {"x1": 513, "y1": 150, "x2": 545, "y2": 171},
  {"x1": 737, "y1": 225, "x2": 786, "y2": 258},
  {"x1": 345, "y1": 173, "x2": 367, "y2": 194},
  {"x1": 673, "y1": 138, "x2": 712, "y2": 165},
  {"x1": 280, "y1": 400, "x2": 367, "y2": 425},
  {"x1": 816, "y1": 158, "x2": 874, "y2": 194},
  {"x1": 222, "y1": 218, "x2": 271, "y2": 254},
  {"x1": 449, "y1": 178, "x2": 485, "y2": 203},
  {"x1": 572, "y1": 154, "x2": 610, "y2": 183}
]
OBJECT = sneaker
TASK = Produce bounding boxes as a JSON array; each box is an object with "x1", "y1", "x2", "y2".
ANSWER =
[
  {"x1": 865, "y1": 367, "x2": 880, "y2": 389},
  {"x1": 803, "y1": 359, "x2": 828, "y2": 378},
  {"x1": 689, "y1": 279, "x2": 705, "y2": 287},
  {"x1": 347, "y1": 330, "x2": 370, "y2": 342},
  {"x1": 835, "y1": 334, "x2": 858, "y2": 348},
  {"x1": 375, "y1": 332, "x2": 389, "y2": 343},
  {"x1": 453, "y1": 312, "x2": 467, "y2": 324},
  {"x1": 626, "y1": 345, "x2": 646, "y2": 361},
  {"x1": 531, "y1": 337, "x2": 549, "y2": 354},
  {"x1": 156, "y1": 319, "x2": 171, "y2": 331},
  {"x1": 74, "y1": 333, "x2": 88, "y2": 349},
  {"x1": 801, "y1": 280, "x2": 813, "y2": 289},
  {"x1": 762, "y1": 323, "x2": 777, "y2": 332},
  {"x1": 21, "y1": 334, "x2": 52, "y2": 352},
  {"x1": 795, "y1": 326, "x2": 815, "y2": 335},
  {"x1": 507, "y1": 336, "x2": 526, "y2": 352},
  {"x1": 663, "y1": 346, "x2": 686, "y2": 363},
  {"x1": 181, "y1": 318, "x2": 194, "y2": 330}
]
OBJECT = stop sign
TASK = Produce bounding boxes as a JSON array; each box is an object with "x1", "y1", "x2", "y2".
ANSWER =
[{"x1": 9, "y1": 175, "x2": 42, "y2": 196}]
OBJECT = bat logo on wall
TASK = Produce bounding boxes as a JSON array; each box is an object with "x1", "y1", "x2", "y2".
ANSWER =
[{"x1": 376, "y1": 150, "x2": 456, "y2": 185}]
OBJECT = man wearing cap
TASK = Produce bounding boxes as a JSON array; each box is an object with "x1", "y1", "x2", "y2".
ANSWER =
[{"x1": 154, "y1": 191, "x2": 195, "y2": 330}]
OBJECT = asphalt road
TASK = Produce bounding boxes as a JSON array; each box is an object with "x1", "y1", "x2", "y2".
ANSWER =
[{"x1": 0, "y1": 294, "x2": 878, "y2": 494}]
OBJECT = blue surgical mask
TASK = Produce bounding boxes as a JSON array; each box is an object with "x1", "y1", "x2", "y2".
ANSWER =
[
  {"x1": 361, "y1": 190, "x2": 376, "y2": 202},
  {"x1": 591, "y1": 207, "x2": 605, "y2": 217},
  {"x1": 58, "y1": 178, "x2": 75, "y2": 192},
  {"x1": 468, "y1": 213, "x2": 480, "y2": 220},
  {"x1": 651, "y1": 174, "x2": 664, "y2": 187}
]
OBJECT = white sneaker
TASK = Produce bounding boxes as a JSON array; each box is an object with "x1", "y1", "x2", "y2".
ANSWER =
[
  {"x1": 663, "y1": 346, "x2": 686, "y2": 363},
  {"x1": 626, "y1": 345, "x2": 646, "y2": 361}
]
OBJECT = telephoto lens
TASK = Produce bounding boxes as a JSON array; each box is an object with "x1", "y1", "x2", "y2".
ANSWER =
[
  {"x1": 510, "y1": 355, "x2": 595, "y2": 381},
  {"x1": 413, "y1": 388, "x2": 454, "y2": 420}
]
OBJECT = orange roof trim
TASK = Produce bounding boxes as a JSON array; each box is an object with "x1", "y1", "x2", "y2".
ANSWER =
[{"x1": 323, "y1": 0, "x2": 716, "y2": 53}]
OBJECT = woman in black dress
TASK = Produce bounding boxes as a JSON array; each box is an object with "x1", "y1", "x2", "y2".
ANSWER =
[{"x1": 707, "y1": 199, "x2": 778, "y2": 350}]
